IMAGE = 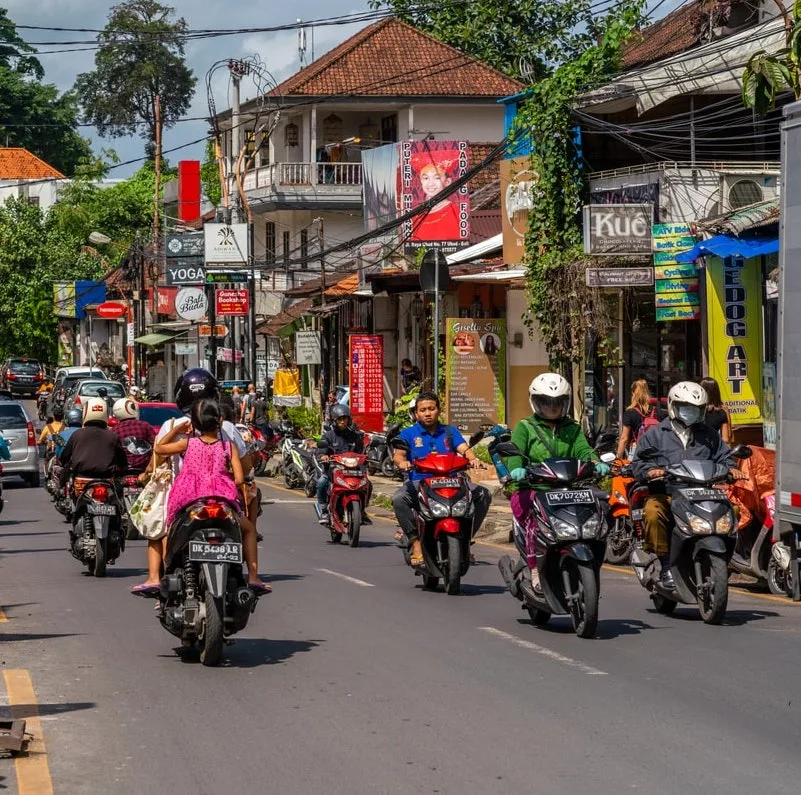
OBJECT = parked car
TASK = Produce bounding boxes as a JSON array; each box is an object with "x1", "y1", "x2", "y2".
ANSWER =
[
  {"x1": 50, "y1": 368, "x2": 109, "y2": 414},
  {"x1": 0, "y1": 401, "x2": 39, "y2": 487},
  {"x1": 1, "y1": 358, "x2": 45, "y2": 397},
  {"x1": 62, "y1": 380, "x2": 127, "y2": 415},
  {"x1": 137, "y1": 402, "x2": 183, "y2": 432},
  {"x1": 53, "y1": 365, "x2": 107, "y2": 384}
]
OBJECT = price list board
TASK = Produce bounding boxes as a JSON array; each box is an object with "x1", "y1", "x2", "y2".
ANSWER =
[{"x1": 349, "y1": 334, "x2": 384, "y2": 433}]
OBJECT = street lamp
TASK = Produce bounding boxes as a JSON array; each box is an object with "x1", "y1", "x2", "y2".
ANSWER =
[{"x1": 89, "y1": 231, "x2": 113, "y2": 245}]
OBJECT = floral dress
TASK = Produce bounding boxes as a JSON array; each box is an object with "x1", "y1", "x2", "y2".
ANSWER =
[{"x1": 167, "y1": 437, "x2": 240, "y2": 526}]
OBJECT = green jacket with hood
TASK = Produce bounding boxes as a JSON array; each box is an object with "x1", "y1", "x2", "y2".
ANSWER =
[{"x1": 506, "y1": 414, "x2": 597, "y2": 492}]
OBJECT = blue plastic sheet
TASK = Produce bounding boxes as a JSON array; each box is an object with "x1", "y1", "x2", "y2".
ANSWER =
[{"x1": 675, "y1": 235, "x2": 779, "y2": 263}]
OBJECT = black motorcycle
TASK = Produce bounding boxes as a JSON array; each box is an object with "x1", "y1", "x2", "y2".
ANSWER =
[
  {"x1": 69, "y1": 479, "x2": 125, "y2": 577},
  {"x1": 148, "y1": 497, "x2": 266, "y2": 666},
  {"x1": 365, "y1": 422, "x2": 403, "y2": 479},
  {"x1": 630, "y1": 453, "x2": 750, "y2": 624},
  {"x1": 491, "y1": 440, "x2": 608, "y2": 638}
]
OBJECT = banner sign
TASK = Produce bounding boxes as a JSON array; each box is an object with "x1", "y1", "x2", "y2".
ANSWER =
[
  {"x1": 206, "y1": 271, "x2": 249, "y2": 284},
  {"x1": 216, "y1": 347, "x2": 243, "y2": 363},
  {"x1": 204, "y1": 223, "x2": 249, "y2": 264},
  {"x1": 585, "y1": 267, "x2": 654, "y2": 287},
  {"x1": 175, "y1": 287, "x2": 208, "y2": 322},
  {"x1": 501, "y1": 157, "x2": 538, "y2": 266},
  {"x1": 215, "y1": 289, "x2": 249, "y2": 316},
  {"x1": 652, "y1": 222, "x2": 699, "y2": 320},
  {"x1": 295, "y1": 331, "x2": 322, "y2": 365},
  {"x1": 198, "y1": 324, "x2": 227, "y2": 337},
  {"x1": 400, "y1": 140, "x2": 470, "y2": 253},
  {"x1": 763, "y1": 362, "x2": 777, "y2": 449},
  {"x1": 583, "y1": 204, "x2": 653, "y2": 255},
  {"x1": 349, "y1": 334, "x2": 384, "y2": 433},
  {"x1": 445, "y1": 318, "x2": 506, "y2": 434},
  {"x1": 706, "y1": 255, "x2": 763, "y2": 425},
  {"x1": 166, "y1": 259, "x2": 206, "y2": 285},
  {"x1": 166, "y1": 232, "x2": 204, "y2": 258}
]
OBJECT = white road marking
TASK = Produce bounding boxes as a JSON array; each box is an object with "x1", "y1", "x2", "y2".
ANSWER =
[
  {"x1": 266, "y1": 498, "x2": 314, "y2": 504},
  {"x1": 479, "y1": 627, "x2": 608, "y2": 676},
  {"x1": 316, "y1": 568, "x2": 375, "y2": 588}
]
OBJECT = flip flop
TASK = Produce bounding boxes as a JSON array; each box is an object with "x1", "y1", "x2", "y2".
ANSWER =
[
  {"x1": 248, "y1": 581, "x2": 273, "y2": 594},
  {"x1": 131, "y1": 583, "x2": 160, "y2": 595}
]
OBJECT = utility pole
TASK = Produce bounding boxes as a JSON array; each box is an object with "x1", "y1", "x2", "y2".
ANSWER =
[
  {"x1": 153, "y1": 95, "x2": 162, "y2": 243},
  {"x1": 229, "y1": 60, "x2": 246, "y2": 381},
  {"x1": 316, "y1": 216, "x2": 326, "y2": 307}
]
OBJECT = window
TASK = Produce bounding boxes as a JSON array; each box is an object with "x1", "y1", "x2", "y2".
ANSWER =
[
  {"x1": 265, "y1": 222, "x2": 276, "y2": 264},
  {"x1": 300, "y1": 229, "x2": 309, "y2": 268},
  {"x1": 27, "y1": 196, "x2": 40, "y2": 206},
  {"x1": 0, "y1": 404, "x2": 27, "y2": 430},
  {"x1": 283, "y1": 231, "x2": 291, "y2": 265}
]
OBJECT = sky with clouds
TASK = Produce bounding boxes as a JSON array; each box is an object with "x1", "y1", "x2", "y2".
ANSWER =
[{"x1": 4, "y1": 0, "x2": 372, "y2": 175}]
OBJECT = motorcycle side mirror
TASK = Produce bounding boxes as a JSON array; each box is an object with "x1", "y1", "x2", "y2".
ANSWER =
[
  {"x1": 385, "y1": 422, "x2": 403, "y2": 441},
  {"x1": 391, "y1": 438, "x2": 411, "y2": 452},
  {"x1": 730, "y1": 443, "x2": 753, "y2": 460},
  {"x1": 492, "y1": 441, "x2": 523, "y2": 458},
  {"x1": 600, "y1": 452, "x2": 616, "y2": 464},
  {"x1": 468, "y1": 430, "x2": 485, "y2": 447},
  {"x1": 317, "y1": 439, "x2": 330, "y2": 450}
]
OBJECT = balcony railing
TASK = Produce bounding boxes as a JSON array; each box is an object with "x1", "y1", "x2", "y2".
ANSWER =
[
  {"x1": 590, "y1": 160, "x2": 781, "y2": 180},
  {"x1": 240, "y1": 162, "x2": 363, "y2": 192}
]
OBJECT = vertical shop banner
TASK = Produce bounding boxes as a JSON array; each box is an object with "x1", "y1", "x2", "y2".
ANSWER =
[
  {"x1": 705, "y1": 256, "x2": 763, "y2": 425},
  {"x1": 501, "y1": 157, "x2": 539, "y2": 265},
  {"x1": 445, "y1": 318, "x2": 506, "y2": 433},
  {"x1": 399, "y1": 140, "x2": 469, "y2": 253},
  {"x1": 349, "y1": 335, "x2": 384, "y2": 433},
  {"x1": 652, "y1": 223, "x2": 700, "y2": 320},
  {"x1": 762, "y1": 362, "x2": 777, "y2": 450}
]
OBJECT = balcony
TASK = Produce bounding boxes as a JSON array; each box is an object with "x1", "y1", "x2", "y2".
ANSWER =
[{"x1": 231, "y1": 161, "x2": 363, "y2": 212}]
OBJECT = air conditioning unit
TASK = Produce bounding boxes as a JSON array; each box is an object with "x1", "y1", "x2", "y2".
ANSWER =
[{"x1": 720, "y1": 174, "x2": 779, "y2": 212}]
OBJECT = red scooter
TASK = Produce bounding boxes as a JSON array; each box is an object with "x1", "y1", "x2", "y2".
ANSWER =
[
  {"x1": 392, "y1": 434, "x2": 483, "y2": 595},
  {"x1": 317, "y1": 443, "x2": 371, "y2": 547}
]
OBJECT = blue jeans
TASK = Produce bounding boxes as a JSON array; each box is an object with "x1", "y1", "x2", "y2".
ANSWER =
[{"x1": 316, "y1": 474, "x2": 330, "y2": 507}]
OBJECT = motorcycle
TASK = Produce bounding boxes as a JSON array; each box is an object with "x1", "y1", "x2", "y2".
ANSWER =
[
  {"x1": 37, "y1": 390, "x2": 51, "y2": 421},
  {"x1": 315, "y1": 442, "x2": 371, "y2": 547},
  {"x1": 391, "y1": 432, "x2": 484, "y2": 595},
  {"x1": 281, "y1": 434, "x2": 319, "y2": 496},
  {"x1": 247, "y1": 420, "x2": 291, "y2": 476},
  {"x1": 365, "y1": 422, "x2": 403, "y2": 479},
  {"x1": 69, "y1": 478, "x2": 125, "y2": 577},
  {"x1": 489, "y1": 439, "x2": 609, "y2": 638},
  {"x1": 121, "y1": 474, "x2": 144, "y2": 540},
  {"x1": 629, "y1": 449, "x2": 752, "y2": 624},
  {"x1": 605, "y1": 456, "x2": 636, "y2": 564},
  {"x1": 144, "y1": 496, "x2": 266, "y2": 666}
]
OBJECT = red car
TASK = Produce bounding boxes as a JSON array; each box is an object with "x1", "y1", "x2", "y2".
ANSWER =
[{"x1": 137, "y1": 402, "x2": 184, "y2": 432}]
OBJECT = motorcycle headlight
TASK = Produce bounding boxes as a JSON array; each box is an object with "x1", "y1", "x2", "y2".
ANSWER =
[
  {"x1": 451, "y1": 497, "x2": 469, "y2": 517},
  {"x1": 551, "y1": 518, "x2": 579, "y2": 541},
  {"x1": 715, "y1": 514, "x2": 734, "y2": 534},
  {"x1": 582, "y1": 517, "x2": 601, "y2": 538},
  {"x1": 689, "y1": 516, "x2": 713, "y2": 534},
  {"x1": 429, "y1": 500, "x2": 449, "y2": 518}
]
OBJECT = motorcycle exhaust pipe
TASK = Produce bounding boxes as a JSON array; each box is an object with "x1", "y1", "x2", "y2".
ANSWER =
[{"x1": 236, "y1": 587, "x2": 256, "y2": 607}]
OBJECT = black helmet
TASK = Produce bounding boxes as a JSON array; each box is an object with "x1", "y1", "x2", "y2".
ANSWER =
[
  {"x1": 174, "y1": 368, "x2": 219, "y2": 412},
  {"x1": 65, "y1": 408, "x2": 83, "y2": 427},
  {"x1": 330, "y1": 404, "x2": 351, "y2": 422}
]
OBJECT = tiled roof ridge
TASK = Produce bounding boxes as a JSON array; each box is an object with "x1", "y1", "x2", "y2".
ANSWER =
[{"x1": 0, "y1": 147, "x2": 65, "y2": 179}]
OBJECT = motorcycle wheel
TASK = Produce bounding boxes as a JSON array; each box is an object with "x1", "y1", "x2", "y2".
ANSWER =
[
  {"x1": 94, "y1": 537, "x2": 107, "y2": 578},
  {"x1": 604, "y1": 517, "x2": 633, "y2": 565},
  {"x1": 696, "y1": 552, "x2": 728, "y2": 625},
  {"x1": 445, "y1": 534, "x2": 462, "y2": 595},
  {"x1": 651, "y1": 594, "x2": 677, "y2": 615},
  {"x1": 284, "y1": 466, "x2": 297, "y2": 489},
  {"x1": 348, "y1": 503, "x2": 362, "y2": 548},
  {"x1": 422, "y1": 574, "x2": 439, "y2": 591},
  {"x1": 330, "y1": 530, "x2": 343, "y2": 544},
  {"x1": 304, "y1": 478, "x2": 316, "y2": 499},
  {"x1": 567, "y1": 561, "x2": 599, "y2": 638},
  {"x1": 767, "y1": 557, "x2": 792, "y2": 598},
  {"x1": 200, "y1": 591, "x2": 224, "y2": 667},
  {"x1": 380, "y1": 456, "x2": 396, "y2": 479},
  {"x1": 255, "y1": 457, "x2": 267, "y2": 476},
  {"x1": 527, "y1": 607, "x2": 551, "y2": 626}
]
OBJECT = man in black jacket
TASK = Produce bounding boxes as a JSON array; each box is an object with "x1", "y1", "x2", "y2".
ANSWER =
[
  {"x1": 315, "y1": 404, "x2": 364, "y2": 523},
  {"x1": 60, "y1": 399, "x2": 128, "y2": 484}
]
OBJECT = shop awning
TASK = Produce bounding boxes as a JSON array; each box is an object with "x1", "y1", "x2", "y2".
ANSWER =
[
  {"x1": 134, "y1": 332, "x2": 182, "y2": 346},
  {"x1": 675, "y1": 235, "x2": 779, "y2": 263}
]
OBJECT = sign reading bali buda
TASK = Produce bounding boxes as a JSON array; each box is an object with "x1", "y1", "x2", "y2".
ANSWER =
[{"x1": 445, "y1": 318, "x2": 506, "y2": 434}]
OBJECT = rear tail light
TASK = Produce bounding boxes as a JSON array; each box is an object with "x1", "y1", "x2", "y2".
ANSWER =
[
  {"x1": 26, "y1": 422, "x2": 35, "y2": 446},
  {"x1": 124, "y1": 476, "x2": 140, "y2": 487},
  {"x1": 7, "y1": 373, "x2": 16, "y2": 381},
  {"x1": 188, "y1": 501, "x2": 234, "y2": 521},
  {"x1": 74, "y1": 396, "x2": 81, "y2": 405},
  {"x1": 90, "y1": 484, "x2": 109, "y2": 502}
]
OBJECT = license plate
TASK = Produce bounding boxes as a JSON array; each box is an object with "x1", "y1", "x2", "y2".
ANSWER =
[
  {"x1": 545, "y1": 489, "x2": 594, "y2": 506},
  {"x1": 682, "y1": 488, "x2": 724, "y2": 502},
  {"x1": 88, "y1": 503, "x2": 116, "y2": 515},
  {"x1": 428, "y1": 477, "x2": 460, "y2": 488},
  {"x1": 631, "y1": 509, "x2": 644, "y2": 521},
  {"x1": 189, "y1": 540, "x2": 243, "y2": 564}
]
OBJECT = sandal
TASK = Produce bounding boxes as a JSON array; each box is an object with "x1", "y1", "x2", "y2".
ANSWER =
[
  {"x1": 248, "y1": 581, "x2": 273, "y2": 594},
  {"x1": 394, "y1": 529, "x2": 405, "y2": 542},
  {"x1": 410, "y1": 552, "x2": 426, "y2": 570}
]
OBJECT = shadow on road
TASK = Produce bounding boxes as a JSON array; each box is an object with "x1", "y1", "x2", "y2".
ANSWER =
[
  {"x1": 0, "y1": 547, "x2": 64, "y2": 555},
  {"x1": 166, "y1": 637, "x2": 323, "y2": 668},
  {"x1": 263, "y1": 573, "x2": 305, "y2": 584},
  {"x1": 106, "y1": 567, "x2": 148, "y2": 579},
  {"x1": 0, "y1": 702, "x2": 95, "y2": 720},
  {"x1": 594, "y1": 618, "x2": 658, "y2": 639},
  {"x1": 0, "y1": 531, "x2": 59, "y2": 538},
  {"x1": 0, "y1": 520, "x2": 41, "y2": 527},
  {"x1": 0, "y1": 632, "x2": 83, "y2": 642},
  {"x1": 455, "y1": 583, "x2": 509, "y2": 596},
  {"x1": 353, "y1": 540, "x2": 395, "y2": 549},
  {"x1": 648, "y1": 606, "x2": 780, "y2": 625}
]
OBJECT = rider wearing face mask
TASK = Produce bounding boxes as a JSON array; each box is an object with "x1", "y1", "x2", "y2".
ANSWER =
[{"x1": 631, "y1": 381, "x2": 743, "y2": 590}]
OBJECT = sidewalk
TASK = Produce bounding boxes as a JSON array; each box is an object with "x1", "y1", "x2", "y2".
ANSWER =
[{"x1": 366, "y1": 473, "x2": 514, "y2": 545}]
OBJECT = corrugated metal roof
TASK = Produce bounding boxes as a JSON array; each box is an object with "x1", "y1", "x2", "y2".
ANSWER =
[{"x1": 697, "y1": 197, "x2": 780, "y2": 235}]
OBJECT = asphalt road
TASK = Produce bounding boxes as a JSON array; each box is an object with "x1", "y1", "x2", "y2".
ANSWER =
[{"x1": 2, "y1": 407, "x2": 801, "y2": 794}]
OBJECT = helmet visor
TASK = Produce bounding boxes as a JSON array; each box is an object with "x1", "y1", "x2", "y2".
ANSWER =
[{"x1": 533, "y1": 395, "x2": 569, "y2": 419}]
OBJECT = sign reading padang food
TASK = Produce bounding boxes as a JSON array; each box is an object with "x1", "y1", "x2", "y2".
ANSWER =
[{"x1": 445, "y1": 319, "x2": 506, "y2": 434}]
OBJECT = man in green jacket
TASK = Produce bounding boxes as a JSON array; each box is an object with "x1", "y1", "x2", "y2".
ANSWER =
[{"x1": 506, "y1": 373, "x2": 609, "y2": 589}]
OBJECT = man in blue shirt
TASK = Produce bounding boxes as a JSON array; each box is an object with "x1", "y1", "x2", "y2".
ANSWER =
[{"x1": 392, "y1": 391, "x2": 491, "y2": 569}]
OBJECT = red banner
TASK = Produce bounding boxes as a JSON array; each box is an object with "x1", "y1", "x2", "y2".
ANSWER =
[
  {"x1": 216, "y1": 288, "x2": 249, "y2": 316},
  {"x1": 349, "y1": 334, "x2": 384, "y2": 433}
]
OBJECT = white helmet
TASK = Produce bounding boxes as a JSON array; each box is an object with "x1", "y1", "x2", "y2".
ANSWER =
[
  {"x1": 113, "y1": 397, "x2": 140, "y2": 421},
  {"x1": 129, "y1": 386, "x2": 141, "y2": 397},
  {"x1": 667, "y1": 381, "x2": 708, "y2": 427},
  {"x1": 82, "y1": 398, "x2": 109, "y2": 426},
  {"x1": 529, "y1": 373, "x2": 571, "y2": 419}
]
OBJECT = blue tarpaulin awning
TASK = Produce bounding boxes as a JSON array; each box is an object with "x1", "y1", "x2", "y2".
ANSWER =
[{"x1": 675, "y1": 234, "x2": 779, "y2": 263}]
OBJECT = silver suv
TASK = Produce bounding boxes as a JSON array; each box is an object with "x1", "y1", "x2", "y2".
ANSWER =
[{"x1": 0, "y1": 402, "x2": 39, "y2": 487}]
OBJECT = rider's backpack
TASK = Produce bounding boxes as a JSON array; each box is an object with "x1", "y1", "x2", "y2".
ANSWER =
[{"x1": 633, "y1": 406, "x2": 660, "y2": 445}]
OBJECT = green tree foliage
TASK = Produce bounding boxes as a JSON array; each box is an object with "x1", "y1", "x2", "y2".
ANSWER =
[
  {"x1": 742, "y1": 0, "x2": 801, "y2": 112},
  {"x1": 74, "y1": 0, "x2": 196, "y2": 158},
  {"x1": 369, "y1": 0, "x2": 633, "y2": 78},
  {"x1": 0, "y1": 9, "x2": 91, "y2": 174},
  {"x1": 200, "y1": 139, "x2": 222, "y2": 207}
]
